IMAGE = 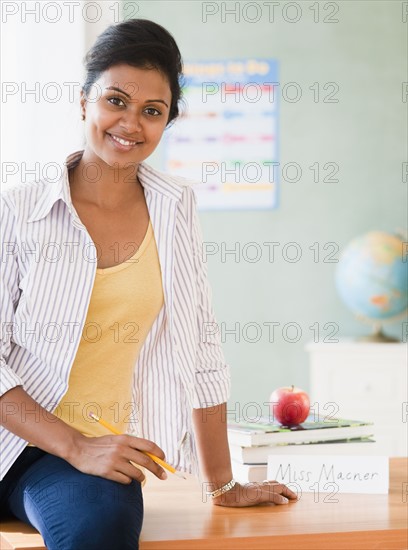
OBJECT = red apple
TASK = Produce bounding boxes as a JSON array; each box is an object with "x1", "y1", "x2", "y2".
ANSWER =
[{"x1": 270, "y1": 385, "x2": 310, "y2": 426}]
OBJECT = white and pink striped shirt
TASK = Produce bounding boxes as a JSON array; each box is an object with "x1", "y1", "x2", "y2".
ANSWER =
[{"x1": 0, "y1": 151, "x2": 231, "y2": 480}]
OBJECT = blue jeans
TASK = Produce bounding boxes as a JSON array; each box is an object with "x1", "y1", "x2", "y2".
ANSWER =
[{"x1": 0, "y1": 446, "x2": 144, "y2": 549}]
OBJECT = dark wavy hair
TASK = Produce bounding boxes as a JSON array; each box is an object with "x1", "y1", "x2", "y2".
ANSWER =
[{"x1": 82, "y1": 18, "x2": 184, "y2": 126}]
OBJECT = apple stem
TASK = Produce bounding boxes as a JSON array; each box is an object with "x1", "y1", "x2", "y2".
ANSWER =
[{"x1": 291, "y1": 385, "x2": 294, "y2": 392}]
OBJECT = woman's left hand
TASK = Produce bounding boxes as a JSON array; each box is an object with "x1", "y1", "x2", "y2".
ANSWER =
[{"x1": 211, "y1": 480, "x2": 299, "y2": 507}]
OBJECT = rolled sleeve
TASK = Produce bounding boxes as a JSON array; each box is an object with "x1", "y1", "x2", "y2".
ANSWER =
[
  {"x1": 0, "y1": 196, "x2": 24, "y2": 396},
  {"x1": 188, "y1": 187, "x2": 231, "y2": 408}
]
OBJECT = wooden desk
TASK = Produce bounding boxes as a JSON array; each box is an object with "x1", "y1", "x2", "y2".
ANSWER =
[{"x1": 1, "y1": 458, "x2": 407, "y2": 550}]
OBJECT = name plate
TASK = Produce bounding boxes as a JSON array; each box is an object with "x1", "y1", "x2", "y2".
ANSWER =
[{"x1": 267, "y1": 455, "x2": 389, "y2": 494}]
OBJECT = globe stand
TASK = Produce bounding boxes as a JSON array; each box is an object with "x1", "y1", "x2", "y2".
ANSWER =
[
  {"x1": 355, "y1": 313, "x2": 408, "y2": 343},
  {"x1": 357, "y1": 324, "x2": 400, "y2": 343}
]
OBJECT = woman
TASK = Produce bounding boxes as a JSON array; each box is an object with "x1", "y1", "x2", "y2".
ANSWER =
[{"x1": 0, "y1": 19, "x2": 297, "y2": 549}]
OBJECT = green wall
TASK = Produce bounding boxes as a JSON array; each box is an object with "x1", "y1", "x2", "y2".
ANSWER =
[{"x1": 123, "y1": 1, "x2": 407, "y2": 408}]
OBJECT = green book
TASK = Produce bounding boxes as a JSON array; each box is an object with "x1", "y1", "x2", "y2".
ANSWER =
[{"x1": 227, "y1": 415, "x2": 374, "y2": 447}]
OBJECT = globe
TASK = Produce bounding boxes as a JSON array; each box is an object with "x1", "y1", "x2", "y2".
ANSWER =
[{"x1": 335, "y1": 231, "x2": 408, "y2": 342}]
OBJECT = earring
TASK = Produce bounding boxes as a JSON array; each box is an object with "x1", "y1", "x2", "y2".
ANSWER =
[{"x1": 81, "y1": 114, "x2": 85, "y2": 121}]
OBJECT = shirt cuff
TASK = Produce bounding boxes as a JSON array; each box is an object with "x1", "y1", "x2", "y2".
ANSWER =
[{"x1": 193, "y1": 365, "x2": 231, "y2": 408}]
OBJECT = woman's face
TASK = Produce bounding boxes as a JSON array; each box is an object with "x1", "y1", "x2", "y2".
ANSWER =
[{"x1": 81, "y1": 64, "x2": 172, "y2": 168}]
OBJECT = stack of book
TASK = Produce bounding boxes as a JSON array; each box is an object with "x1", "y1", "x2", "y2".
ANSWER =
[{"x1": 227, "y1": 415, "x2": 377, "y2": 483}]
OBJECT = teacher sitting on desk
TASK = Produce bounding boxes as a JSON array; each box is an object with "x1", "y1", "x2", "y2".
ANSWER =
[{"x1": 0, "y1": 18, "x2": 297, "y2": 549}]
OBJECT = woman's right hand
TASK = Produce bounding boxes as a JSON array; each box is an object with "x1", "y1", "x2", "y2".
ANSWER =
[
  {"x1": 0, "y1": 387, "x2": 167, "y2": 484},
  {"x1": 68, "y1": 432, "x2": 168, "y2": 484}
]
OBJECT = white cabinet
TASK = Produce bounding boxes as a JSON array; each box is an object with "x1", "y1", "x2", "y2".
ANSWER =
[{"x1": 306, "y1": 340, "x2": 408, "y2": 457}]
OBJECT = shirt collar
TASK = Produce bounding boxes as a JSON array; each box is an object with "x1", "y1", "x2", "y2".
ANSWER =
[{"x1": 27, "y1": 150, "x2": 185, "y2": 223}]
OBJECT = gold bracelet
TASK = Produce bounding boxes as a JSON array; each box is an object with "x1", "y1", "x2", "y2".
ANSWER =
[{"x1": 206, "y1": 479, "x2": 236, "y2": 499}]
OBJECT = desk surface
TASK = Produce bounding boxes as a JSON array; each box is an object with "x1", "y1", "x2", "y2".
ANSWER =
[
  {"x1": 140, "y1": 457, "x2": 408, "y2": 549},
  {"x1": 1, "y1": 458, "x2": 407, "y2": 550}
]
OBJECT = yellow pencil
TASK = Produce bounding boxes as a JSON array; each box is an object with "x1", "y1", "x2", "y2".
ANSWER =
[{"x1": 89, "y1": 412, "x2": 186, "y2": 479}]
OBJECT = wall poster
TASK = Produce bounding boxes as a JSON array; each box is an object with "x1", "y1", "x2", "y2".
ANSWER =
[{"x1": 164, "y1": 58, "x2": 279, "y2": 210}]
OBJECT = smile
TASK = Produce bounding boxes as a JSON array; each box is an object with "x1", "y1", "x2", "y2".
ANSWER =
[{"x1": 107, "y1": 133, "x2": 141, "y2": 147}]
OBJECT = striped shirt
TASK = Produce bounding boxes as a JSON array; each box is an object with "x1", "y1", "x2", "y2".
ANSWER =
[{"x1": 0, "y1": 150, "x2": 231, "y2": 480}]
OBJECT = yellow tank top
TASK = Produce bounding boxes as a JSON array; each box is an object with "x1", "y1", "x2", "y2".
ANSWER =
[{"x1": 29, "y1": 220, "x2": 163, "y2": 483}]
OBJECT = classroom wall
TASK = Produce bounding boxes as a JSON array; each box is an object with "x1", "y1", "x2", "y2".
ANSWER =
[
  {"x1": 125, "y1": 1, "x2": 406, "y2": 409},
  {"x1": 3, "y1": 2, "x2": 405, "y2": 412}
]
